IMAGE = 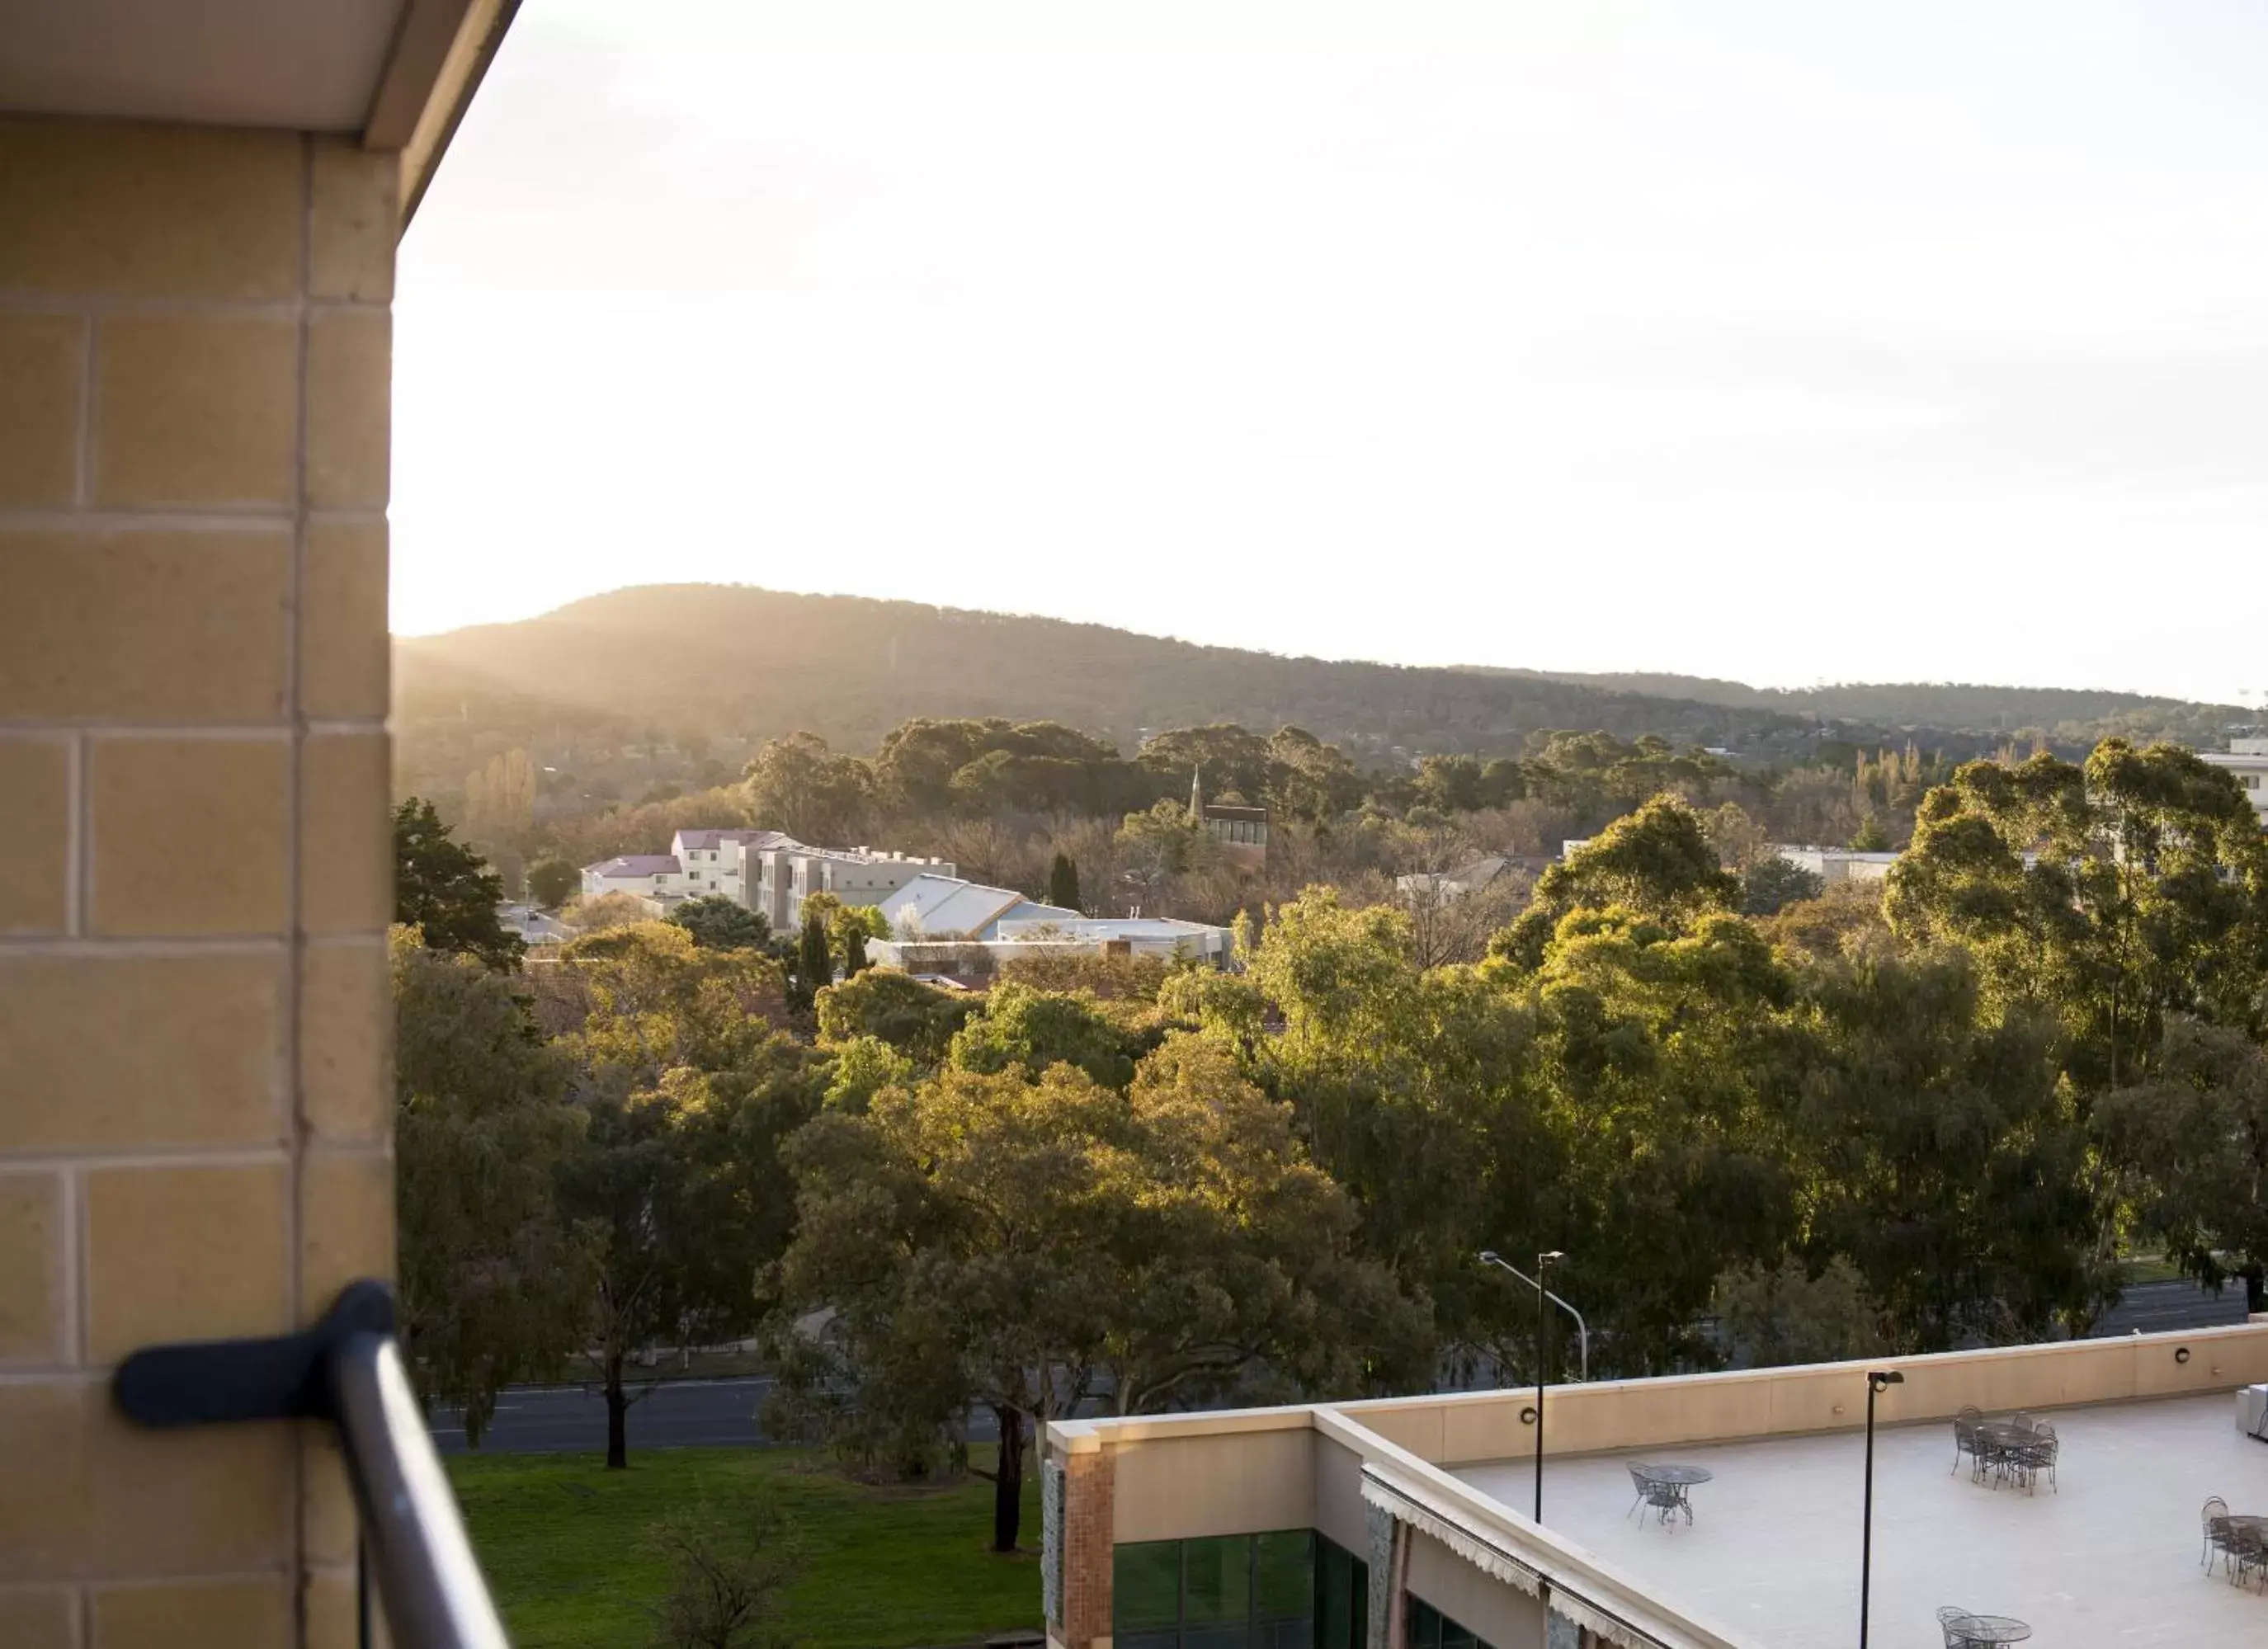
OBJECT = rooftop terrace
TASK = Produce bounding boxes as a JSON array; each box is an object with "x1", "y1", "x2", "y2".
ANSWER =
[
  {"x1": 1053, "y1": 1326, "x2": 2268, "y2": 1649},
  {"x1": 1460, "y1": 1392, "x2": 2268, "y2": 1647}
]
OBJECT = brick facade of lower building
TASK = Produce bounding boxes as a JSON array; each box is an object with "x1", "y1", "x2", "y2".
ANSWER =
[{"x1": 1061, "y1": 1445, "x2": 1117, "y2": 1649}]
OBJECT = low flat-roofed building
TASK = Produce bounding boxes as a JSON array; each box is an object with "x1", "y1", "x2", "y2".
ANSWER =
[
  {"x1": 867, "y1": 916, "x2": 1235, "y2": 985},
  {"x1": 1774, "y1": 846, "x2": 1900, "y2": 885},
  {"x1": 1558, "y1": 841, "x2": 1901, "y2": 885},
  {"x1": 993, "y1": 916, "x2": 1233, "y2": 963},
  {"x1": 1044, "y1": 1325, "x2": 2268, "y2": 1649}
]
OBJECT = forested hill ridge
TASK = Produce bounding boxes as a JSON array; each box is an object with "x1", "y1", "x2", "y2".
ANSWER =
[
  {"x1": 394, "y1": 585, "x2": 1809, "y2": 762},
  {"x1": 1468, "y1": 667, "x2": 2246, "y2": 747},
  {"x1": 395, "y1": 582, "x2": 2240, "y2": 770}
]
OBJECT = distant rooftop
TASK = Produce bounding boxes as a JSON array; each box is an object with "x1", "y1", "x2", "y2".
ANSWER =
[
  {"x1": 776, "y1": 841, "x2": 947, "y2": 866},
  {"x1": 995, "y1": 916, "x2": 1225, "y2": 941},
  {"x1": 586, "y1": 854, "x2": 679, "y2": 876},
  {"x1": 874, "y1": 874, "x2": 1046, "y2": 938},
  {"x1": 673, "y1": 827, "x2": 794, "y2": 851}
]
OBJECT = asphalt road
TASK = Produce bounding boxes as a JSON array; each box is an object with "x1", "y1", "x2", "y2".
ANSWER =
[
  {"x1": 435, "y1": 1283, "x2": 2247, "y2": 1455},
  {"x1": 430, "y1": 1376, "x2": 1001, "y2": 1456},
  {"x1": 2091, "y1": 1277, "x2": 2252, "y2": 1336}
]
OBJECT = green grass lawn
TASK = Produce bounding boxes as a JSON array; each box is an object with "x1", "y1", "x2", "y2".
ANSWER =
[
  {"x1": 450, "y1": 1444, "x2": 1041, "y2": 1649},
  {"x1": 2119, "y1": 1253, "x2": 2186, "y2": 1285}
]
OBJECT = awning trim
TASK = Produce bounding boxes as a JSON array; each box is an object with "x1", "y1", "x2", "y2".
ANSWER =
[
  {"x1": 1358, "y1": 1463, "x2": 1672, "y2": 1649},
  {"x1": 1360, "y1": 1467, "x2": 1540, "y2": 1598}
]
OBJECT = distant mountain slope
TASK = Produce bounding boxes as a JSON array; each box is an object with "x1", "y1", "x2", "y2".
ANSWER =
[
  {"x1": 394, "y1": 585, "x2": 1822, "y2": 763},
  {"x1": 1468, "y1": 667, "x2": 2244, "y2": 741},
  {"x1": 393, "y1": 584, "x2": 2237, "y2": 774}
]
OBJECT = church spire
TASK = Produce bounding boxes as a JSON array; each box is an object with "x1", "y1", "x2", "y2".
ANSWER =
[{"x1": 1188, "y1": 764, "x2": 1204, "y2": 824}]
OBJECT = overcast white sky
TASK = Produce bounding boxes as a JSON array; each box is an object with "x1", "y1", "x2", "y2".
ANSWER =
[{"x1": 394, "y1": 0, "x2": 2268, "y2": 705}]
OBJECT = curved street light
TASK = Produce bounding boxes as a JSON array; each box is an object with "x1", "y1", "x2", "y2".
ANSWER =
[
  {"x1": 1477, "y1": 1251, "x2": 1589, "y2": 1381},
  {"x1": 1479, "y1": 1249, "x2": 1582, "y2": 1524}
]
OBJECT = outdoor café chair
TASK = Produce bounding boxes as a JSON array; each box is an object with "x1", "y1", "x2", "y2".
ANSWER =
[
  {"x1": 1952, "y1": 1406, "x2": 1983, "y2": 1476},
  {"x1": 2204, "y1": 1497, "x2": 2234, "y2": 1573}
]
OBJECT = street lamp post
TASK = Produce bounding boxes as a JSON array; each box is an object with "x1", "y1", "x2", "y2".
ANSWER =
[
  {"x1": 1533, "y1": 1251, "x2": 1565, "y2": 1521},
  {"x1": 1860, "y1": 1369, "x2": 1903, "y2": 1649},
  {"x1": 1475, "y1": 1251, "x2": 1588, "y2": 1380},
  {"x1": 1478, "y1": 1250, "x2": 1582, "y2": 1524}
]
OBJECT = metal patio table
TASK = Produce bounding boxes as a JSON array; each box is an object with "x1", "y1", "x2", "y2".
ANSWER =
[
  {"x1": 1627, "y1": 1463, "x2": 1713, "y2": 1525},
  {"x1": 2217, "y1": 1514, "x2": 2268, "y2": 1586},
  {"x1": 1972, "y1": 1420, "x2": 2037, "y2": 1484},
  {"x1": 1946, "y1": 1615, "x2": 2031, "y2": 1644}
]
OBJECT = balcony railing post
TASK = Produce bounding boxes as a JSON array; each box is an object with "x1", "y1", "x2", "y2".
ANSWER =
[{"x1": 113, "y1": 1279, "x2": 510, "y2": 1649}]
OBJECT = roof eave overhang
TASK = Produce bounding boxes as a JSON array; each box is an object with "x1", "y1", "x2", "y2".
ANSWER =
[{"x1": 364, "y1": 0, "x2": 521, "y2": 229}]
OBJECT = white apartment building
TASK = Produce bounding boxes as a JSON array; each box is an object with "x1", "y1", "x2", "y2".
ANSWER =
[
  {"x1": 2201, "y1": 737, "x2": 2268, "y2": 831},
  {"x1": 582, "y1": 830, "x2": 959, "y2": 926},
  {"x1": 669, "y1": 828, "x2": 795, "y2": 903}
]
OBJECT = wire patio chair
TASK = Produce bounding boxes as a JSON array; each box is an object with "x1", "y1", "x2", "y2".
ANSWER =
[
  {"x1": 2228, "y1": 1521, "x2": 2266, "y2": 1590},
  {"x1": 2203, "y1": 1497, "x2": 2235, "y2": 1575},
  {"x1": 1952, "y1": 1406, "x2": 1983, "y2": 1476},
  {"x1": 2009, "y1": 1421, "x2": 2057, "y2": 1495},
  {"x1": 1625, "y1": 1464, "x2": 1688, "y2": 1524}
]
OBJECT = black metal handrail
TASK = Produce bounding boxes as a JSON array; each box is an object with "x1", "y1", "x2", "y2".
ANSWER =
[{"x1": 114, "y1": 1280, "x2": 509, "y2": 1649}]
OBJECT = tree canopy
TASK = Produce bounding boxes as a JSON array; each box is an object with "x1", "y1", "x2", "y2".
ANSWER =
[
  {"x1": 776, "y1": 1039, "x2": 1426, "y2": 1548},
  {"x1": 394, "y1": 797, "x2": 523, "y2": 970},
  {"x1": 392, "y1": 930, "x2": 584, "y2": 1439},
  {"x1": 669, "y1": 894, "x2": 772, "y2": 952},
  {"x1": 388, "y1": 728, "x2": 2268, "y2": 1491}
]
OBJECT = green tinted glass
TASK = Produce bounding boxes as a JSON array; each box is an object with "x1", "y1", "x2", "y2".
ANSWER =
[
  {"x1": 1407, "y1": 1600, "x2": 1442, "y2": 1649},
  {"x1": 1115, "y1": 1542, "x2": 1182, "y2": 1633},
  {"x1": 1317, "y1": 1542, "x2": 1355, "y2": 1649},
  {"x1": 1255, "y1": 1530, "x2": 1313, "y2": 1618},
  {"x1": 1181, "y1": 1536, "x2": 1252, "y2": 1625}
]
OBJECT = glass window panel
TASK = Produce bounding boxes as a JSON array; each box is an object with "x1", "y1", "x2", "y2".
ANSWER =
[
  {"x1": 1407, "y1": 1600, "x2": 1442, "y2": 1649},
  {"x1": 1183, "y1": 1536, "x2": 1252, "y2": 1627},
  {"x1": 1440, "y1": 1619, "x2": 1478, "y2": 1649},
  {"x1": 1115, "y1": 1543, "x2": 1182, "y2": 1635},
  {"x1": 1256, "y1": 1530, "x2": 1313, "y2": 1620},
  {"x1": 1317, "y1": 1542, "x2": 1354, "y2": 1649}
]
